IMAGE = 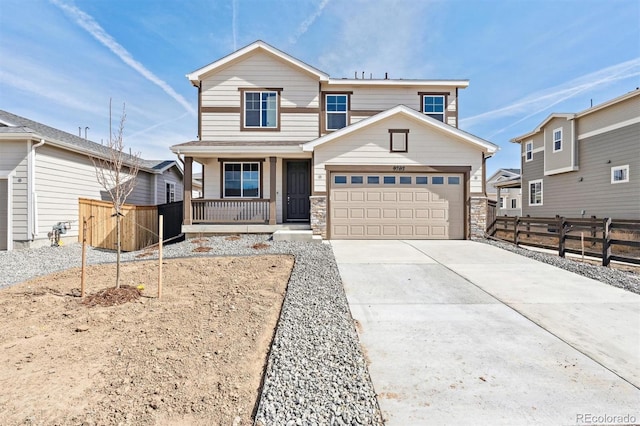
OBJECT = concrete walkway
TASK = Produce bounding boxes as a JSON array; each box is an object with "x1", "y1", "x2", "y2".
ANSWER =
[{"x1": 331, "y1": 240, "x2": 640, "y2": 425}]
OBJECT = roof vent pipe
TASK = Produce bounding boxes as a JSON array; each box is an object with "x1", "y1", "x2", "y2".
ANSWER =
[
  {"x1": 354, "y1": 71, "x2": 357, "y2": 79},
  {"x1": 385, "y1": 72, "x2": 388, "y2": 79},
  {"x1": 362, "y1": 71, "x2": 364, "y2": 79}
]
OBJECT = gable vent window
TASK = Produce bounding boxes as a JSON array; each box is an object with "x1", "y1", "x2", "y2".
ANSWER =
[{"x1": 389, "y1": 129, "x2": 409, "y2": 152}]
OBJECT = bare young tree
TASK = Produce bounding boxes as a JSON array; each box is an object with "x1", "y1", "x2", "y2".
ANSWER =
[{"x1": 92, "y1": 100, "x2": 141, "y2": 288}]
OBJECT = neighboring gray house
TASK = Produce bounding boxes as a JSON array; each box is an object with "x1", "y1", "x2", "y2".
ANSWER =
[
  {"x1": 0, "y1": 110, "x2": 183, "y2": 250},
  {"x1": 511, "y1": 89, "x2": 640, "y2": 219},
  {"x1": 486, "y1": 168, "x2": 521, "y2": 216}
]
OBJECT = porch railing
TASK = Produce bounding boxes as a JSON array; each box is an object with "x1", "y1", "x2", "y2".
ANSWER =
[{"x1": 192, "y1": 199, "x2": 270, "y2": 224}]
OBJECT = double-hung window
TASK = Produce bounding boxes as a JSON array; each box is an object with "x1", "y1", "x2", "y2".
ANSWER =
[
  {"x1": 553, "y1": 128, "x2": 562, "y2": 152},
  {"x1": 422, "y1": 95, "x2": 445, "y2": 122},
  {"x1": 224, "y1": 162, "x2": 260, "y2": 198},
  {"x1": 244, "y1": 91, "x2": 278, "y2": 128},
  {"x1": 326, "y1": 94, "x2": 348, "y2": 130},
  {"x1": 529, "y1": 179, "x2": 543, "y2": 206},
  {"x1": 165, "y1": 182, "x2": 175, "y2": 203},
  {"x1": 525, "y1": 141, "x2": 533, "y2": 161}
]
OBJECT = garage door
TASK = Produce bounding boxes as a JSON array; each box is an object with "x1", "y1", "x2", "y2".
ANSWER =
[
  {"x1": 330, "y1": 172, "x2": 464, "y2": 239},
  {"x1": 0, "y1": 179, "x2": 7, "y2": 250}
]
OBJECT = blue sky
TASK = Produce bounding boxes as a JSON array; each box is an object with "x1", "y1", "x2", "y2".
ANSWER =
[{"x1": 1, "y1": 0, "x2": 639, "y2": 175}]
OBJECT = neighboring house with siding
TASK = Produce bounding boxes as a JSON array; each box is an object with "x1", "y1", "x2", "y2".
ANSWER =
[
  {"x1": 486, "y1": 168, "x2": 521, "y2": 216},
  {"x1": 171, "y1": 40, "x2": 498, "y2": 240},
  {"x1": 0, "y1": 110, "x2": 183, "y2": 250},
  {"x1": 511, "y1": 89, "x2": 640, "y2": 219}
]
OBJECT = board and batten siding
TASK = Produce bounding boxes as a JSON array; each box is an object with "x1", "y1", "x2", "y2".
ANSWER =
[
  {"x1": 522, "y1": 123, "x2": 640, "y2": 219},
  {"x1": 0, "y1": 141, "x2": 29, "y2": 240},
  {"x1": 313, "y1": 115, "x2": 484, "y2": 193},
  {"x1": 200, "y1": 51, "x2": 320, "y2": 141}
]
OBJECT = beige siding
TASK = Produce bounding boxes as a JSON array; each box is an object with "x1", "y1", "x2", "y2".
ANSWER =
[
  {"x1": 200, "y1": 51, "x2": 320, "y2": 141},
  {"x1": 0, "y1": 141, "x2": 28, "y2": 240},
  {"x1": 324, "y1": 85, "x2": 458, "y2": 128},
  {"x1": 34, "y1": 145, "x2": 154, "y2": 241},
  {"x1": 579, "y1": 95, "x2": 640, "y2": 136},
  {"x1": 200, "y1": 112, "x2": 318, "y2": 141},
  {"x1": 0, "y1": 178, "x2": 8, "y2": 250},
  {"x1": 313, "y1": 115, "x2": 483, "y2": 193},
  {"x1": 202, "y1": 157, "x2": 285, "y2": 223},
  {"x1": 544, "y1": 117, "x2": 575, "y2": 174}
]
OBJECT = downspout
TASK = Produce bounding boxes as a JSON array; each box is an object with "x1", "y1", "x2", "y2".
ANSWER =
[{"x1": 29, "y1": 139, "x2": 45, "y2": 240}]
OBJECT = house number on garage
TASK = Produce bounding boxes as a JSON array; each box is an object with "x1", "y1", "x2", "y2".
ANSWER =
[{"x1": 392, "y1": 166, "x2": 406, "y2": 171}]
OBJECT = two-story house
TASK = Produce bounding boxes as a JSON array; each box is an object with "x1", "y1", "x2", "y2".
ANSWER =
[
  {"x1": 0, "y1": 110, "x2": 184, "y2": 250},
  {"x1": 511, "y1": 89, "x2": 639, "y2": 219},
  {"x1": 486, "y1": 168, "x2": 521, "y2": 216},
  {"x1": 171, "y1": 41, "x2": 498, "y2": 240}
]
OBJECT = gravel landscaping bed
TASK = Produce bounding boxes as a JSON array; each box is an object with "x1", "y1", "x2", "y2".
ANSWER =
[
  {"x1": 0, "y1": 236, "x2": 383, "y2": 424},
  {"x1": 478, "y1": 238, "x2": 640, "y2": 295}
]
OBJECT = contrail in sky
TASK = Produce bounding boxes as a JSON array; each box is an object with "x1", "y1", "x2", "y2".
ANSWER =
[
  {"x1": 50, "y1": 0, "x2": 196, "y2": 117},
  {"x1": 461, "y1": 58, "x2": 640, "y2": 137},
  {"x1": 289, "y1": 0, "x2": 330, "y2": 44}
]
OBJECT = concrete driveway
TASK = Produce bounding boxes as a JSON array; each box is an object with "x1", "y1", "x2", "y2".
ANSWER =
[{"x1": 331, "y1": 240, "x2": 640, "y2": 425}]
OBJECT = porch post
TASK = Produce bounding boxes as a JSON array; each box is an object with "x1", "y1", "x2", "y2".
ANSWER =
[
  {"x1": 184, "y1": 156, "x2": 193, "y2": 225},
  {"x1": 269, "y1": 157, "x2": 277, "y2": 225}
]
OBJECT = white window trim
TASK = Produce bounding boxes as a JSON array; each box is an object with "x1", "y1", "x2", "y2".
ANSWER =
[
  {"x1": 223, "y1": 162, "x2": 261, "y2": 198},
  {"x1": 326, "y1": 94, "x2": 348, "y2": 131},
  {"x1": 611, "y1": 165, "x2": 629, "y2": 184},
  {"x1": 165, "y1": 182, "x2": 175, "y2": 203},
  {"x1": 528, "y1": 179, "x2": 543, "y2": 206},
  {"x1": 553, "y1": 128, "x2": 563, "y2": 152},
  {"x1": 525, "y1": 141, "x2": 533, "y2": 162}
]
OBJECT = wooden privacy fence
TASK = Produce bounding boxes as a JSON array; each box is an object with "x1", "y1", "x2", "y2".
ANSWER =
[
  {"x1": 488, "y1": 214, "x2": 640, "y2": 266},
  {"x1": 78, "y1": 198, "x2": 158, "y2": 251}
]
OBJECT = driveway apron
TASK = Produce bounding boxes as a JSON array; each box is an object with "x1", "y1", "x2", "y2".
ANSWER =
[{"x1": 331, "y1": 240, "x2": 640, "y2": 425}]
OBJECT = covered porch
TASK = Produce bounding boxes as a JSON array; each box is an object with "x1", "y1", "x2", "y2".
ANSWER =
[{"x1": 174, "y1": 141, "x2": 312, "y2": 233}]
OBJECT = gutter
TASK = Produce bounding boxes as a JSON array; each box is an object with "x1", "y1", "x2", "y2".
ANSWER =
[{"x1": 29, "y1": 138, "x2": 45, "y2": 239}]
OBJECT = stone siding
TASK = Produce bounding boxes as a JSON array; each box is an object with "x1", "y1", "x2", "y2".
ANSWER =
[
  {"x1": 470, "y1": 196, "x2": 488, "y2": 238},
  {"x1": 310, "y1": 195, "x2": 327, "y2": 239}
]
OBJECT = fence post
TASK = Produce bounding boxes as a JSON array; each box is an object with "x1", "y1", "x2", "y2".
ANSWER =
[
  {"x1": 558, "y1": 216, "x2": 566, "y2": 258},
  {"x1": 590, "y1": 215, "x2": 597, "y2": 247},
  {"x1": 514, "y1": 216, "x2": 520, "y2": 246},
  {"x1": 602, "y1": 217, "x2": 611, "y2": 267},
  {"x1": 526, "y1": 214, "x2": 531, "y2": 238}
]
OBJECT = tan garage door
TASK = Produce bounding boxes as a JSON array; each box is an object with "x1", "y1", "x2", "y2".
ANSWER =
[{"x1": 330, "y1": 172, "x2": 464, "y2": 239}]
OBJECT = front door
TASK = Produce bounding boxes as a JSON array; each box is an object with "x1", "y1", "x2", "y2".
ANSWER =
[{"x1": 285, "y1": 160, "x2": 310, "y2": 221}]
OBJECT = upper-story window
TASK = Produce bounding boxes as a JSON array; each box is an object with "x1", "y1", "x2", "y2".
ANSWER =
[
  {"x1": 244, "y1": 91, "x2": 278, "y2": 129},
  {"x1": 326, "y1": 94, "x2": 348, "y2": 131},
  {"x1": 422, "y1": 95, "x2": 445, "y2": 122},
  {"x1": 525, "y1": 141, "x2": 533, "y2": 162},
  {"x1": 611, "y1": 165, "x2": 629, "y2": 184},
  {"x1": 553, "y1": 128, "x2": 562, "y2": 152}
]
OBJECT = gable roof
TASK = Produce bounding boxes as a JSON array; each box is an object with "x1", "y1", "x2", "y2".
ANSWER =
[
  {"x1": 0, "y1": 109, "x2": 179, "y2": 175},
  {"x1": 302, "y1": 105, "x2": 498, "y2": 154},
  {"x1": 487, "y1": 168, "x2": 520, "y2": 183},
  {"x1": 186, "y1": 40, "x2": 329, "y2": 85},
  {"x1": 511, "y1": 88, "x2": 640, "y2": 143}
]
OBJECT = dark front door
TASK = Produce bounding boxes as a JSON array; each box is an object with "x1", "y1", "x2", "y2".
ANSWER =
[{"x1": 286, "y1": 160, "x2": 310, "y2": 221}]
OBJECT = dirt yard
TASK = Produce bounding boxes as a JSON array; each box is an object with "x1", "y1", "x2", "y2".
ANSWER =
[{"x1": 0, "y1": 254, "x2": 294, "y2": 425}]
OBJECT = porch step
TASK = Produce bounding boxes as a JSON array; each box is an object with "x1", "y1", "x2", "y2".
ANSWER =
[{"x1": 272, "y1": 230, "x2": 319, "y2": 242}]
